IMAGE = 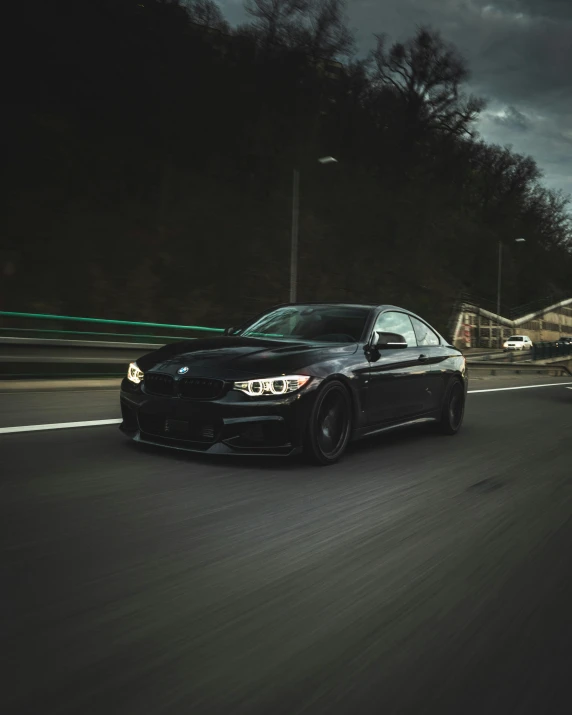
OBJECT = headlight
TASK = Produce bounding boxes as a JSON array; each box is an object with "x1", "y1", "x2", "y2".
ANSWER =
[
  {"x1": 233, "y1": 375, "x2": 310, "y2": 397},
  {"x1": 127, "y1": 362, "x2": 144, "y2": 384}
]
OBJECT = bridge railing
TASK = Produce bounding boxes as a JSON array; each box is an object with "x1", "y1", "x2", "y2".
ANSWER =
[{"x1": 532, "y1": 341, "x2": 572, "y2": 361}]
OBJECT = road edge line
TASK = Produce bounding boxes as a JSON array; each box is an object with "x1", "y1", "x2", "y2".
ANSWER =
[
  {"x1": 468, "y1": 382, "x2": 572, "y2": 394},
  {"x1": 0, "y1": 419, "x2": 122, "y2": 434}
]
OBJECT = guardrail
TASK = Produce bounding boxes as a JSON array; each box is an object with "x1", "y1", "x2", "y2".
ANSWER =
[
  {"x1": 464, "y1": 350, "x2": 531, "y2": 363},
  {"x1": 466, "y1": 360, "x2": 571, "y2": 376},
  {"x1": 0, "y1": 310, "x2": 224, "y2": 344},
  {"x1": 466, "y1": 341, "x2": 572, "y2": 376},
  {"x1": 0, "y1": 310, "x2": 225, "y2": 379},
  {"x1": 0, "y1": 339, "x2": 157, "y2": 379}
]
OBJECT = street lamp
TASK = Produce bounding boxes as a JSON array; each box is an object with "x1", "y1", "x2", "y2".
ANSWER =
[
  {"x1": 496, "y1": 237, "x2": 526, "y2": 348},
  {"x1": 289, "y1": 157, "x2": 338, "y2": 303}
]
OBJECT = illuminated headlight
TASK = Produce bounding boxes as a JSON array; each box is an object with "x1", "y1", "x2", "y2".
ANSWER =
[
  {"x1": 503, "y1": 342, "x2": 509, "y2": 348},
  {"x1": 127, "y1": 362, "x2": 144, "y2": 384},
  {"x1": 233, "y1": 375, "x2": 311, "y2": 397}
]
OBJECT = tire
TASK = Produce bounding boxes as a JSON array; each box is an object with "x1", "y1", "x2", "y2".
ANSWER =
[
  {"x1": 438, "y1": 378, "x2": 465, "y2": 436},
  {"x1": 304, "y1": 380, "x2": 352, "y2": 465}
]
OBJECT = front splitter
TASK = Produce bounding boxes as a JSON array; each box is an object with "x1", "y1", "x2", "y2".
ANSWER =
[{"x1": 121, "y1": 426, "x2": 300, "y2": 458}]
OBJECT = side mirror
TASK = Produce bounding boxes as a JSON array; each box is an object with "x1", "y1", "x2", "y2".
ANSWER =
[
  {"x1": 224, "y1": 327, "x2": 235, "y2": 336},
  {"x1": 375, "y1": 331, "x2": 408, "y2": 350}
]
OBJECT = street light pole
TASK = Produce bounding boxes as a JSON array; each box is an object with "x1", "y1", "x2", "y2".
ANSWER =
[
  {"x1": 496, "y1": 240, "x2": 502, "y2": 348},
  {"x1": 289, "y1": 157, "x2": 337, "y2": 304},
  {"x1": 289, "y1": 168, "x2": 300, "y2": 304},
  {"x1": 496, "y1": 237, "x2": 526, "y2": 349}
]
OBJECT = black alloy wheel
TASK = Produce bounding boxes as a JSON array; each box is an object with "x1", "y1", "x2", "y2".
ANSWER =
[
  {"x1": 305, "y1": 380, "x2": 352, "y2": 465},
  {"x1": 438, "y1": 378, "x2": 465, "y2": 435}
]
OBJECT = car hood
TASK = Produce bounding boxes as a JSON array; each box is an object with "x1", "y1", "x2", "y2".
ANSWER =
[{"x1": 137, "y1": 335, "x2": 358, "y2": 379}]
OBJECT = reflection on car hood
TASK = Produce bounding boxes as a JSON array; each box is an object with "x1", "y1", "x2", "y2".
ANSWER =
[{"x1": 137, "y1": 335, "x2": 358, "y2": 378}]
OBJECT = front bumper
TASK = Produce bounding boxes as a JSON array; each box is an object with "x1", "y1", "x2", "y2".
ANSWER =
[{"x1": 119, "y1": 377, "x2": 318, "y2": 456}]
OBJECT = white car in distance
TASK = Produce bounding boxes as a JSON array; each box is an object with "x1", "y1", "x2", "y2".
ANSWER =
[{"x1": 503, "y1": 335, "x2": 533, "y2": 351}]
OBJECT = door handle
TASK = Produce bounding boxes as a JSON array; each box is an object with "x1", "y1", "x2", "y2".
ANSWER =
[{"x1": 418, "y1": 354, "x2": 430, "y2": 363}]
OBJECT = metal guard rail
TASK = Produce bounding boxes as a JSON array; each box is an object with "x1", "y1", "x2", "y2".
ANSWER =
[{"x1": 0, "y1": 310, "x2": 225, "y2": 344}]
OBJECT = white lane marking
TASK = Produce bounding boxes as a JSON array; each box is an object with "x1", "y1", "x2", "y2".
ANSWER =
[
  {"x1": 0, "y1": 389, "x2": 120, "y2": 395},
  {"x1": 0, "y1": 419, "x2": 122, "y2": 434},
  {"x1": 469, "y1": 382, "x2": 572, "y2": 394},
  {"x1": 1, "y1": 382, "x2": 570, "y2": 433}
]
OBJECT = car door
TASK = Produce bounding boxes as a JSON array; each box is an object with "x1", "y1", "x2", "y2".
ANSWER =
[
  {"x1": 365, "y1": 310, "x2": 433, "y2": 426},
  {"x1": 409, "y1": 315, "x2": 447, "y2": 411}
]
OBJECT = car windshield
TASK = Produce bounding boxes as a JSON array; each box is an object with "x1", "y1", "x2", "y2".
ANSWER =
[
  {"x1": 508, "y1": 336, "x2": 523, "y2": 341},
  {"x1": 239, "y1": 305, "x2": 370, "y2": 343}
]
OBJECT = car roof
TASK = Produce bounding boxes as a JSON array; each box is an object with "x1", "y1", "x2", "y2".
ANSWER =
[
  {"x1": 272, "y1": 302, "x2": 427, "y2": 311},
  {"x1": 275, "y1": 301, "x2": 379, "y2": 309}
]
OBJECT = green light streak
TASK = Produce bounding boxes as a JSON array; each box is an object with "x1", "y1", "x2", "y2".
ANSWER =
[{"x1": 0, "y1": 311, "x2": 224, "y2": 332}]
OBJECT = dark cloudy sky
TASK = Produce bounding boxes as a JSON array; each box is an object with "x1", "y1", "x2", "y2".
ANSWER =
[{"x1": 219, "y1": 0, "x2": 572, "y2": 198}]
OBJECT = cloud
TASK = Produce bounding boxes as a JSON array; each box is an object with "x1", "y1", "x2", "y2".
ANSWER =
[
  {"x1": 217, "y1": 0, "x2": 572, "y2": 197},
  {"x1": 490, "y1": 106, "x2": 531, "y2": 131},
  {"x1": 349, "y1": 0, "x2": 572, "y2": 198},
  {"x1": 478, "y1": 103, "x2": 572, "y2": 195}
]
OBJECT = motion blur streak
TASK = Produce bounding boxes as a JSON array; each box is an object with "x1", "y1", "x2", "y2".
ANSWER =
[{"x1": 2, "y1": 381, "x2": 572, "y2": 714}]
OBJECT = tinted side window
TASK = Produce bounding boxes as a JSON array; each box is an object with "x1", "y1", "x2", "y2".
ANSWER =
[
  {"x1": 410, "y1": 317, "x2": 440, "y2": 346},
  {"x1": 374, "y1": 312, "x2": 417, "y2": 347}
]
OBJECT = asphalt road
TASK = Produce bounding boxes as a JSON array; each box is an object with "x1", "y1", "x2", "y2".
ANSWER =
[{"x1": 2, "y1": 378, "x2": 572, "y2": 715}]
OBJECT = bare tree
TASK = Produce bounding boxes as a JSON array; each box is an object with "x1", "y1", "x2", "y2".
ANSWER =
[
  {"x1": 469, "y1": 142, "x2": 542, "y2": 212},
  {"x1": 184, "y1": 0, "x2": 229, "y2": 31},
  {"x1": 525, "y1": 186, "x2": 571, "y2": 249},
  {"x1": 370, "y1": 26, "x2": 485, "y2": 137},
  {"x1": 292, "y1": 0, "x2": 354, "y2": 60},
  {"x1": 244, "y1": 0, "x2": 310, "y2": 48}
]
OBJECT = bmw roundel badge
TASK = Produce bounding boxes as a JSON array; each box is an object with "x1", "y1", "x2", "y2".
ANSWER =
[{"x1": 178, "y1": 366, "x2": 189, "y2": 375}]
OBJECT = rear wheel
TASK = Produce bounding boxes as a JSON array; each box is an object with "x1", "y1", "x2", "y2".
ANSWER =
[
  {"x1": 438, "y1": 378, "x2": 465, "y2": 435},
  {"x1": 305, "y1": 380, "x2": 352, "y2": 465}
]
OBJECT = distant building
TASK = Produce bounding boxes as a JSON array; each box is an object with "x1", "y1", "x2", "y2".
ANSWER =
[{"x1": 451, "y1": 296, "x2": 572, "y2": 348}]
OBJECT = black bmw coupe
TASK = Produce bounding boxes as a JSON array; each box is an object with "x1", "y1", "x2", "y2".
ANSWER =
[{"x1": 120, "y1": 303, "x2": 468, "y2": 464}]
